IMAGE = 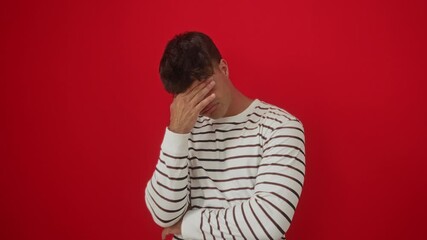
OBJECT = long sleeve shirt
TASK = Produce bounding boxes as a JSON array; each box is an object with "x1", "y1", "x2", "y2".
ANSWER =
[{"x1": 145, "y1": 99, "x2": 306, "y2": 240}]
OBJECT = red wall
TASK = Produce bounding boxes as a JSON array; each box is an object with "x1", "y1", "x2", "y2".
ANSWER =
[{"x1": 1, "y1": 0, "x2": 426, "y2": 239}]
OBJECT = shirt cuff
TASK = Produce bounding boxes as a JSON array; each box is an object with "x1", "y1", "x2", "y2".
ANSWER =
[
  {"x1": 161, "y1": 127, "x2": 190, "y2": 156},
  {"x1": 181, "y1": 209, "x2": 203, "y2": 239}
]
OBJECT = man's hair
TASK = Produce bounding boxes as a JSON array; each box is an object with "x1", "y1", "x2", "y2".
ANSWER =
[{"x1": 159, "y1": 31, "x2": 222, "y2": 94}]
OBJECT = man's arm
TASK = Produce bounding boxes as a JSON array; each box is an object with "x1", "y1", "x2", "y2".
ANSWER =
[
  {"x1": 145, "y1": 128, "x2": 191, "y2": 227},
  {"x1": 179, "y1": 119, "x2": 306, "y2": 239},
  {"x1": 145, "y1": 78, "x2": 217, "y2": 228}
]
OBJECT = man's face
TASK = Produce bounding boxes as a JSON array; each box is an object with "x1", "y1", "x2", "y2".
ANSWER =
[{"x1": 200, "y1": 60, "x2": 232, "y2": 119}]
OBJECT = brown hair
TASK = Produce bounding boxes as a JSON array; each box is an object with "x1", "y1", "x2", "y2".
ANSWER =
[{"x1": 159, "y1": 31, "x2": 222, "y2": 94}]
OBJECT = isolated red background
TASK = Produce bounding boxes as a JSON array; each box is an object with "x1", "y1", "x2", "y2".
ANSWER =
[{"x1": 1, "y1": 0, "x2": 426, "y2": 239}]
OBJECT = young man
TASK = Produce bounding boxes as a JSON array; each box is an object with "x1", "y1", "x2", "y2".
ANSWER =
[{"x1": 145, "y1": 31, "x2": 306, "y2": 240}]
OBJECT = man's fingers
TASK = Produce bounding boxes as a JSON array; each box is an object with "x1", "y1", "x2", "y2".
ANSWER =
[
  {"x1": 173, "y1": 79, "x2": 203, "y2": 100},
  {"x1": 195, "y1": 93, "x2": 216, "y2": 113},
  {"x1": 161, "y1": 228, "x2": 168, "y2": 240},
  {"x1": 183, "y1": 78, "x2": 207, "y2": 97},
  {"x1": 188, "y1": 77, "x2": 214, "y2": 100},
  {"x1": 190, "y1": 80, "x2": 215, "y2": 105},
  {"x1": 186, "y1": 80, "x2": 203, "y2": 95}
]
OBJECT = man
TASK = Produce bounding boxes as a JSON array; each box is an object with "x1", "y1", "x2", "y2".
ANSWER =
[{"x1": 145, "y1": 31, "x2": 306, "y2": 240}]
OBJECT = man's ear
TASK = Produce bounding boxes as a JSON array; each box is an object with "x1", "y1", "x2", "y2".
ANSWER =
[{"x1": 219, "y1": 59, "x2": 229, "y2": 77}]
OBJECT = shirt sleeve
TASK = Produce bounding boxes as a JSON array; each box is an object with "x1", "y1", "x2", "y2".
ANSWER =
[
  {"x1": 181, "y1": 119, "x2": 306, "y2": 239},
  {"x1": 144, "y1": 127, "x2": 191, "y2": 228}
]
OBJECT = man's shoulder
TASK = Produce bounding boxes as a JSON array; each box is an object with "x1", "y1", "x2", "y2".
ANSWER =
[
  {"x1": 256, "y1": 100, "x2": 305, "y2": 141},
  {"x1": 255, "y1": 99, "x2": 301, "y2": 124}
]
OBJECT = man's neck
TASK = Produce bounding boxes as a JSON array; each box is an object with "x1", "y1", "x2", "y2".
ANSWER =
[{"x1": 223, "y1": 87, "x2": 253, "y2": 117}]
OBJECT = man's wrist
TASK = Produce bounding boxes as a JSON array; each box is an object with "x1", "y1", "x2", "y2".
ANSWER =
[
  {"x1": 168, "y1": 125, "x2": 191, "y2": 134},
  {"x1": 161, "y1": 127, "x2": 190, "y2": 156}
]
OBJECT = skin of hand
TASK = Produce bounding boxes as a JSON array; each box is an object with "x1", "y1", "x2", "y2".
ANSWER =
[
  {"x1": 161, "y1": 218, "x2": 183, "y2": 240},
  {"x1": 168, "y1": 77, "x2": 216, "y2": 134}
]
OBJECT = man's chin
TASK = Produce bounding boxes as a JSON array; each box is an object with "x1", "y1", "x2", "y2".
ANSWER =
[
  {"x1": 202, "y1": 111, "x2": 220, "y2": 119},
  {"x1": 201, "y1": 113, "x2": 214, "y2": 119}
]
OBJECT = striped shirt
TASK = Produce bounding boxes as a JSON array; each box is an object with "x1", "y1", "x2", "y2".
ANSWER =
[{"x1": 145, "y1": 99, "x2": 306, "y2": 240}]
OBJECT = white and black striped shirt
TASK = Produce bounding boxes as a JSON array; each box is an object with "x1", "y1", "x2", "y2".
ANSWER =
[{"x1": 145, "y1": 99, "x2": 306, "y2": 240}]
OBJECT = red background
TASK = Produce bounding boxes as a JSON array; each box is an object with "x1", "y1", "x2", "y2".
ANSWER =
[{"x1": 1, "y1": 0, "x2": 426, "y2": 239}]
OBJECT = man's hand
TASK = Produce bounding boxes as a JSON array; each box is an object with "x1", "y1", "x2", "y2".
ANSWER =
[
  {"x1": 161, "y1": 218, "x2": 183, "y2": 240},
  {"x1": 169, "y1": 77, "x2": 216, "y2": 134}
]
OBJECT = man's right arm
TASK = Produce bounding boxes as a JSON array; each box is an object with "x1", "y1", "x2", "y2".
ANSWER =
[
  {"x1": 145, "y1": 78, "x2": 216, "y2": 228},
  {"x1": 144, "y1": 127, "x2": 191, "y2": 227}
]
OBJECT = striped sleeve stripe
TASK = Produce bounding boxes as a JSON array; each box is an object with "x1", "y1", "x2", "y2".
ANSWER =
[
  {"x1": 224, "y1": 209, "x2": 236, "y2": 240},
  {"x1": 149, "y1": 180, "x2": 187, "y2": 202},
  {"x1": 201, "y1": 209, "x2": 207, "y2": 240},
  {"x1": 267, "y1": 110, "x2": 293, "y2": 121},
  {"x1": 259, "y1": 163, "x2": 305, "y2": 176},
  {"x1": 155, "y1": 167, "x2": 187, "y2": 181},
  {"x1": 216, "y1": 211, "x2": 225, "y2": 239},
  {"x1": 257, "y1": 195, "x2": 292, "y2": 223},
  {"x1": 256, "y1": 191, "x2": 296, "y2": 210},
  {"x1": 264, "y1": 135, "x2": 305, "y2": 145},
  {"x1": 263, "y1": 144, "x2": 305, "y2": 156},
  {"x1": 147, "y1": 190, "x2": 188, "y2": 213},
  {"x1": 255, "y1": 181, "x2": 301, "y2": 198},
  {"x1": 192, "y1": 205, "x2": 224, "y2": 209},
  {"x1": 257, "y1": 172, "x2": 303, "y2": 187},
  {"x1": 241, "y1": 203, "x2": 257, "y2": 239},
  {"x1": 263, "y1": 154, "x2": 306, "y2": 167},
  {"x1": 161, "y1": 153, "x2": 187, "y2": 160},
  {"x1": 158, "y1": 158, "x2": 188, "y2": 170},
  {"x1": 208, "y1": 211, "x2": 216, "y2": 240},
  {"x1": 254, "y1": 198, "x2": 285, "y2": 234},
  {"x1": 274, "y1": 126, "x2": 305, "y2": 134},
  {"x1": 153, "y1": 178, "x2": 187, "y2": 192},
  {"x1": 146, "y1": 199, "x2": 184, "y2": 224},
  {"x1": 249, "y1": 200, "x2": 273, "y2": 240},
  {"x1": 232, "y1": 206, "x2": 246, "y2": 239}
]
